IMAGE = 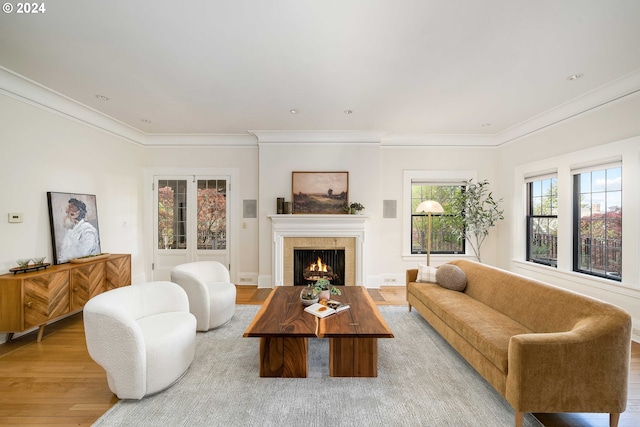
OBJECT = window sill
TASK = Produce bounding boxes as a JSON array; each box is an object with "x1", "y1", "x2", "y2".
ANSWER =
[
  {"x1": 403, "y1": 253, "x2": 476, "y2": 265},
  {"x1": 511, "y1": 259, "x2": 640, "y2": 298}
]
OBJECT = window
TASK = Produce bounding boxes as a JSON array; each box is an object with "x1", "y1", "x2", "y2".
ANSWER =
[
  {"x1": 196, "y1": 179, "x2": 227, "y2": 250},
  {"x1": 526, "y1": 175, "x2": 558, "y2": 267},
  {"x1": 411, "y1": 183, "x2": 464, "y2": 254},
  {"x1": 573, "y1": 164, "x2": 622, "y2": 281}
]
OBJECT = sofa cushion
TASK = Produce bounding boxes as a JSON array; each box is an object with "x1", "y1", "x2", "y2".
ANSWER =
[
  {"x1": 417, "y1": 264, "x2": 438, "y2": 283},
  {"x1": 408, "y1": 282, "x2": 532, "y2": 374},
  {"x1": 436, "y1": 264, "x2": 467, "y2": 291}
]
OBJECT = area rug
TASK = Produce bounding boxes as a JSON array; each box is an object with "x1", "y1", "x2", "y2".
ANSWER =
[{"x1": 93, "y1": 306, "x2": 542, "y2": 427}]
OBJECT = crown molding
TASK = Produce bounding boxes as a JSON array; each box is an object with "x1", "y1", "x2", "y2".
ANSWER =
[
  {"x1": 2, "y1": 65, "x2": 639, "y2": 148},
  {"x1": 250, "y1": 130, "x2": 386, "y2": 144},
  {"x1": 145, "y1": 133, "x2": 257, "y2": 147},
  {"x1": 494, "y1": 69, "x2": 640, "y2": 146},
  {"x1": 380, "y1": 134, "x2": 496, "y2": 147},
  {"x1": 0, "y1": 66, "x2": 147, "y2": 146}
]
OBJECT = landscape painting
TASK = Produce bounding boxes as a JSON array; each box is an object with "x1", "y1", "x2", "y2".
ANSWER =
[{"x1": 292, "y1": 171, "x2": 348, "y2": 214}]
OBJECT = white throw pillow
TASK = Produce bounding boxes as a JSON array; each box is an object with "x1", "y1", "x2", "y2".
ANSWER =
[{"x1": 417, "y1": 264, "x2": 438, "y2": 283}]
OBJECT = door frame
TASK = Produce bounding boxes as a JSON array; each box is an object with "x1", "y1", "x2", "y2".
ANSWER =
[{"x1": 144, "y1": 167, "x2": 239, "y2": 283}]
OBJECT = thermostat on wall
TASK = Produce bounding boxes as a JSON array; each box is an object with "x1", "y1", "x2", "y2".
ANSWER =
[{"x1": 8, "y1": 213, "x2": 23, "y2": 223}]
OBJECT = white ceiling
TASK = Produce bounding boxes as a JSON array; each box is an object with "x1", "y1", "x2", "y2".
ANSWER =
[{"x1": 1, "y1": 0, "x2": 640, "y2": 143}]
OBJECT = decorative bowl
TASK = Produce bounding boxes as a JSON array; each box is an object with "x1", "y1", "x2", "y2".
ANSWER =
[
  {"x1": 300, "y1": 286, "x2": 319, "y2": 306},
  {"x1": 33, "y1": 257, "x2": 46, "y2": 265},
  {"x1": 16, "y1": 259, "x2": 31, "y2": 268},
  {"x1": 301, "y1": 296, "x2": 319, "y2": 306}
]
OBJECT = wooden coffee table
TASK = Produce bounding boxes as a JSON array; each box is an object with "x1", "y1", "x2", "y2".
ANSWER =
[{"x1": 243, "y1": 286, "x2": 393, "y2": 378}]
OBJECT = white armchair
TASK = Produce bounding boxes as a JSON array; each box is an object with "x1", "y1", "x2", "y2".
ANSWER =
[
  {"x1": 171, "y1": 261, "x2": 236, "y2": 331},
  {"x1": 83, "y1": 281, "x2": 197, "y2": 399}
]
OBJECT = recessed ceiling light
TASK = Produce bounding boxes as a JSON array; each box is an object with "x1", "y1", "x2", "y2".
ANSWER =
[
  {"x1": 289, "y1": 109, "x2": 299, "y2": 114},
  {"x1": 344, "y1": 110, "x2": 353, "y2": 115},
  {"x1": 95, "y1": 94, "x2": 109, "y2": 101},
  {"x1": 566, "y1": 73, "x2": 584, "y2": 81},
  {"x1": 141, "y1": 119, "x2": 151, "y2": 123}
]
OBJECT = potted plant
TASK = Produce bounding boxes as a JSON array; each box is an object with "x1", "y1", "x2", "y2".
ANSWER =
[
  {"x1": 314, "y1": 277, "x2": 341, "y2": 300},
  {"x1": 348, "y1": 202, "x2": 365, "y2": 214},
  {"x1": 443, "y1": 179, "x2": 504, "y2": 263}
]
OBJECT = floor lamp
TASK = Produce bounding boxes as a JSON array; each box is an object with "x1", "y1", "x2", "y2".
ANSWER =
[{"x1": 416, "y1": 200, "x2": 444, "y2": 266}]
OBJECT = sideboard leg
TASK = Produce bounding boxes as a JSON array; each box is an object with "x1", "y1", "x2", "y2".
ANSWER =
[{"x1": 36, "y1": 325, "x2": 45, "y2": 342}]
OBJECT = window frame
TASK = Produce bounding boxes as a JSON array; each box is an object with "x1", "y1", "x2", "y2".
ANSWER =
[
  {"x1": 410, "y1": 182, "x2": 465, "y2": 255},
  {"x1": 572, "y1": 163, "x2": 622, "y2": 282},
  {"x1": 525, "y1": 174, "x2": 558, "y2": 267},
  {"x1": 402, "y1": 170, "x2": 476, "y2": 261}
]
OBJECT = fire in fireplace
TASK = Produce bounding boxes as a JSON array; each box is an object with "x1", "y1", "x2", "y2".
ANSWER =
[{"x1": 293, "y1": 249, "x2": 345, "y2": 286}]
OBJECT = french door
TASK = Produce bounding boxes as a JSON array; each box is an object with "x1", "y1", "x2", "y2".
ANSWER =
[{"x1": 152, "y1": 175, "x2": 230, "y2": 281}]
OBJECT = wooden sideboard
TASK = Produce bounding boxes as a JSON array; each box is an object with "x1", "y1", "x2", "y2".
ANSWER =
[{"x1": 0, "y1": 253, "x2": 131, "y2": 342}]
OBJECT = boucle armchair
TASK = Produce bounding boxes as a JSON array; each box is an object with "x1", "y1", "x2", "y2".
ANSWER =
[
  {"x1": 83, "y1": 281, "x2": 197, "y2": 399},
  {"x1": 171, "y1": 261, "x2": 236, "y2": 331}
]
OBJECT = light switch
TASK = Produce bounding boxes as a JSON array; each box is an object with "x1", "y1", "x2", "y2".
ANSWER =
[{"x1": 8, "y1": 212, "x2": 23, "y2": 223}]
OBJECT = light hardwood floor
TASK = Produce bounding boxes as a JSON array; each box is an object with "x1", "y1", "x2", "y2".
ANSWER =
[{"x1": 0, "y1": 285, "x2": 637, "y2": 426}]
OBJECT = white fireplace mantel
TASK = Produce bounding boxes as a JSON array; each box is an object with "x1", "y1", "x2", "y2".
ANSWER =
[{"x1": 269, "y1": 214, "x2": 369, "y2": 287}]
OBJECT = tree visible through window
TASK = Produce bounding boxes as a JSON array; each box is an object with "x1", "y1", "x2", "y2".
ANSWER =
[
  {"x1": 158, "y1": 180, "x2": 187, "y2": 249},
  {"x1": 411, "y1": 184, "x2": 464, "y2": 254},
  {"x1": 527, "y1": 176, "x2": 558, "y2": 266},
  {"x1": 197, "y1": 179, "x2": 226, "y2": 250},
  {"x1": 573, "y1": 166, "x2": 622, "y2": 281}
]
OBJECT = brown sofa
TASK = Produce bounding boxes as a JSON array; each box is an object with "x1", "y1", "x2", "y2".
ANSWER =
[{"x1": 406, "y1": 259, "x2": 631, "y2": 427}]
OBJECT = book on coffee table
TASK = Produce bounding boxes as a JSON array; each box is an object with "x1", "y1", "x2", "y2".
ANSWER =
[{"x1": 304, "y1": 301, "x2": 350, "y2": 318}]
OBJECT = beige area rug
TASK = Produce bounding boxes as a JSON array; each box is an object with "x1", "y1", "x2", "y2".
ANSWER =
[{"x1": 93, "y1": 305, "x2": 543, "y2": 427}]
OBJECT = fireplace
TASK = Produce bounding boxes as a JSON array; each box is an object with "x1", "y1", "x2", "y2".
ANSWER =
[
  {"x1": 270, "y1": 214, "x2": 368, "y2": 287},
  {"x1": 294, "y1": 249, "x2": 345, "y2": 286}
]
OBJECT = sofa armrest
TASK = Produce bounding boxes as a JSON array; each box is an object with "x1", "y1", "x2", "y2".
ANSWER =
[
  {"x1": 406, "y1": 269, "x2": 418, "y2": 285},
  {"x1": 506, "y1": 320, "x2": 630, "y2": 414}
]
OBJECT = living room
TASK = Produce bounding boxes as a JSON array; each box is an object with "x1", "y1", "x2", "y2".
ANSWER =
[{"x1": 1, "y1": 1, "x2": 640, "y2": 425}]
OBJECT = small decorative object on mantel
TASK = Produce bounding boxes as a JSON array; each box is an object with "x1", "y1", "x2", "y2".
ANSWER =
[
  {"x1": 277, "y1": 197, "x2": 285, "y2": 214},
  {"x1": 347, "y1": 202, "x2": 365, "y2": 214}
]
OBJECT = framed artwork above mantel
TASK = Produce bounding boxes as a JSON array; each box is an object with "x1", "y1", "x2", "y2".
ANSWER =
[{"x1": 292, "y1": 171, "x2": 348, "y2": 214}]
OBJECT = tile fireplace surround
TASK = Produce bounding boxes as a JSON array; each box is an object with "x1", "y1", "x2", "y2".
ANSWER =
[{"x1": 269, "y1": 215, "x2": 368, "y2": 287}]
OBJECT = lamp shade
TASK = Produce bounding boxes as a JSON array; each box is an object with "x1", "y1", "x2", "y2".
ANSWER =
[{"x1": 416, "y1": 200, "x2": 444, "y2": 213}]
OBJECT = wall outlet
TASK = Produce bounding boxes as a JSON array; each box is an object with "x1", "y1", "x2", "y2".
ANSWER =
[{"x1": 8, "y1": 212, "x2": 23, "y2": 223}]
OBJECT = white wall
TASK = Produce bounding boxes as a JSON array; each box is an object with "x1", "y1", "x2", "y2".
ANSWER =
[
  {"x1": 496, "y1": 91, "x2": 640, "y2": 336},
  {"x1": 0, "y1": 93, "x2": 145, "y2": 342},
  {"x1": 2, "y1": 72, "x2": 640, "y2": 340},
  {"x1": 257, "y1": 142, "x2": 381, "y2": 287},
  {"x1": 378, "y1": 145, "x2": 498, "y2": 281},
  {"x1": 256, "y1": 141, "x2": 498, "y2": 287}
]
